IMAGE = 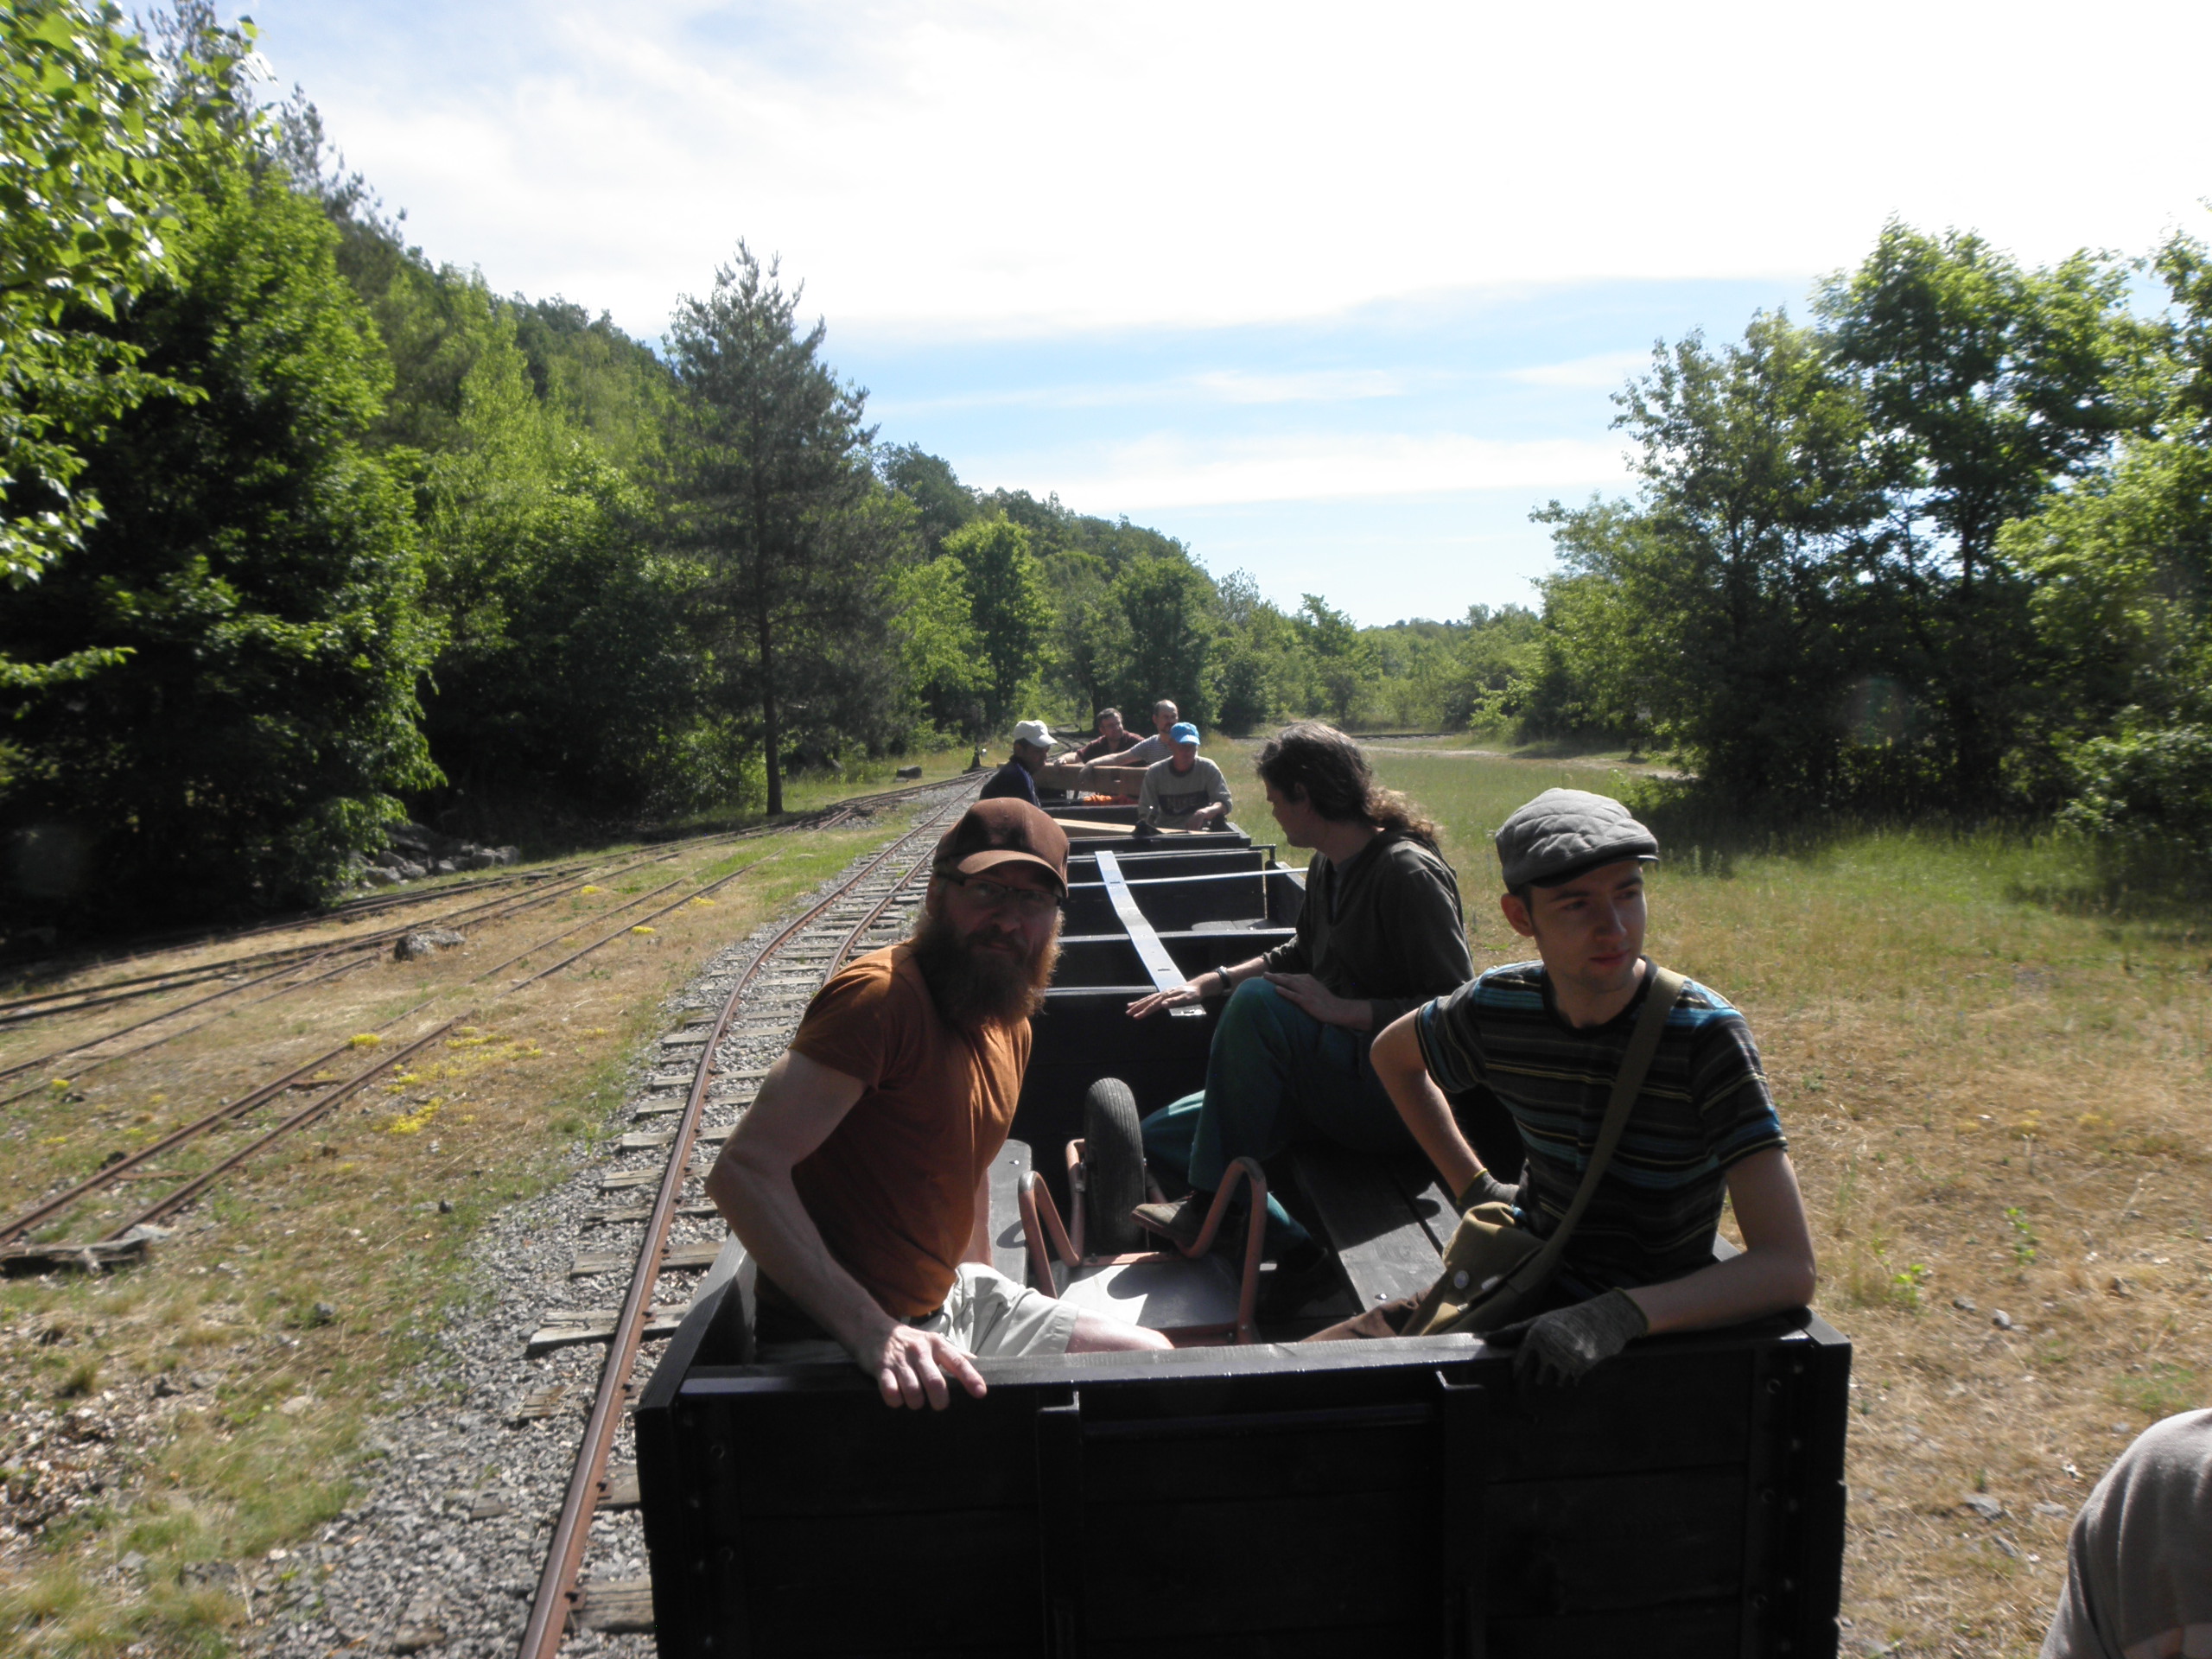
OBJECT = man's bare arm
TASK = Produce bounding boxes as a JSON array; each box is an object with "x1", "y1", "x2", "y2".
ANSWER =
[
  {"x1": 702, "y1": 1050, "x2": 986, "y2": 1410},
  {"x1": 1371, "y1": 1011, "x2": 1483, "y2": 1198},
  {"x1": 1622, "y1": 1148, "x2": 1817, "y2": 1335}
]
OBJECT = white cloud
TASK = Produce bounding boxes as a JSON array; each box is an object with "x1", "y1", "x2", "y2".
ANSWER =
[
  {"x1": 255, "y1": 0, "x2": 2212, "y2": 340},
  {"x1": 988, "y1": 433, "x2": 1630, "y2": 513},
  {"x1": 1504, "y1": 351, "x2": 1654, "y2": 391},
  {"x1": 869, "y1": 365, "x2": 1419, "y2": 417}
]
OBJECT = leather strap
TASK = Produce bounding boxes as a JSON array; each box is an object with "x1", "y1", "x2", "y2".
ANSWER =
[{"x1": 1491, "y1": 963, "x2": 1684, "y2": 1304}]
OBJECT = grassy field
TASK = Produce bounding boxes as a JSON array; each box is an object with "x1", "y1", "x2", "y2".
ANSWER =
[
  {"x1": 1329, "y1": 741, "x2": 2212, "y2": 1657},
  {"x1": 4, "y1": 739, "x2": 2206, "y2": 1656},
  {"x1": 0, "y1": 784, "x2": 963, "y2": 1657}
]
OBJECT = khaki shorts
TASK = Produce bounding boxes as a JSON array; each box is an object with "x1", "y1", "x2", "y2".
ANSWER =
[{"x1": 758, "y1": 1263, "x2": 1080, "y2": 1366}]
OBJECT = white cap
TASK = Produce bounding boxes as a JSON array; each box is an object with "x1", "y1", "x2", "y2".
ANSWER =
[{"x1": 1012, "y1": 719, "x2": 1052, "y2": 749}]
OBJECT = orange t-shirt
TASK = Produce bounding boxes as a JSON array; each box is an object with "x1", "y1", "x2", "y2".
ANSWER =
[{"x1": 783, "y1": 942, "x2": 1031, "y2": 1319}]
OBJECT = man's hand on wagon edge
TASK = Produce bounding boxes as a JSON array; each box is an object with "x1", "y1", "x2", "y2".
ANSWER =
[{"x1": 869, "y1": 1319, "x2": 988, "y2": 1410}]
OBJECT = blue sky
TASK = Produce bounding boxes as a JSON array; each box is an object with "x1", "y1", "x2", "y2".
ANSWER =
[{"x1": 241, "y1": 0, "x2": 2212, "y2": 624}]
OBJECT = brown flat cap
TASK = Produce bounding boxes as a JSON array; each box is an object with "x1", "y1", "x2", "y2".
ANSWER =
[
  {"x1": 933, "y1": 798, "x2": 1069, "y2": 893},
  {"x1": 1495, "y1": 788, "x2": 1659, "y2": 888}
]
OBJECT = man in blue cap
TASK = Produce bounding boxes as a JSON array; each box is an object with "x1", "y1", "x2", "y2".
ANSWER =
[{"x1": 1135, "y1": 722, "x2": 1231, "y2": 830}]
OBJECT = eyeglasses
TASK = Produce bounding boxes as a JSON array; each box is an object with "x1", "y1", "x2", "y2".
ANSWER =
[{"x1": 949, "y1": 875, "x2": 1063, "y2": 917}]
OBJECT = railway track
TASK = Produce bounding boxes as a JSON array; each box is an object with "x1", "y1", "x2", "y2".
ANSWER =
[
  {"x1": 0, "y1": 777, "x2": 971, "y2": 1255},
  {"x1": 518, "y1": 779, "x2": 975, "y2": 1656},
  {"x1": 211, "y1": 780, "x2": 978, "y2": 1656},
  {"x1": 0, "y1": 778, "x2": 965, "y2": 1105},
  {"x1": 0, "y1": 775, "x2": 956, "y2": 1039}
]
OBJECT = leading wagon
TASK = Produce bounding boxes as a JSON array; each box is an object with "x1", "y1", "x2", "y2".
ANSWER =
[{"x1": 636, "y1": 821, "x2": 1851, "y2": 1657}]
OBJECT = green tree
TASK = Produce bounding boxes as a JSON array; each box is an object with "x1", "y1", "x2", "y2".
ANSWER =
[
  {"x1": 880, "y1": 444, "x2": 979, "y2": 556},
  {"x1": 891, "y1": 556, "x2": 988, "y2": 740},
  {"x1": 0, "y1": 161, "x2": 439, "y2": 920},
  {"x1": 1294, "y1": 594, "x2": 1377, "y2": 727},
  {"x1": 664, "y1": 245, "x2": 888, "y2": 814},
  {"x1": 1817, "y1": 221, "x2": 2148, "y2": 798},
  {"x1": 2005, "y1": 226, "x2": 2212, "y2": 849},
  {"x1": 0, "y1": 0, "x2": 243, "y2": 687},
  {"x1": 1211, "y1": 569, "x2": 1297, "y2": 734},
  {"x1": 1044, "y1": 548, "x2": 1128, "y2": 722},
  {"x1": 414, "y1": 317, "x2": 713, "y2": 820},
  {"x1": 1535, "y1": 314, "x2": 1891, "y2": 798},
  {"x1": 941, "y1": 515, "x2": 1052, "y2": 729},
  {"x1": 1110, "y1": 555, "x2": 1217, "y2": 727}
]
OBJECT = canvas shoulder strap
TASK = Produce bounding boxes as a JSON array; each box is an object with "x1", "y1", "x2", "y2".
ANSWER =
[{"x1": 1492, "y1": 963, "x2": 1685, "y2": 1301}]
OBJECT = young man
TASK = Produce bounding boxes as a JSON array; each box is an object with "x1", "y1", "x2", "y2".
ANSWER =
[
  {"x1": 1135, "y1": 722, "x2": 1232, "y2": 830},
  {"x1": 705, "y1": 799, "x2": 1169, "y2": 1412},
  {"x1": 1125, "y1": 722, "x2": 1473, "y2": 1264},
  {"x1": 1073, "y1": 708, "x2": 1138, "y2": 763},
  {"x1": 1369, "y1": 787, "x2": 1816, "y2": 1383},
  {"x1": 976, "y1": 719, "x2": 1052, "y2": 808}
]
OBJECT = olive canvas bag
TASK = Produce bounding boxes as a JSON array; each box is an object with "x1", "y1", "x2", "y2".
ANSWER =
[{"x1": 1405, "y1": 965, "x2": 1685, "y2": 1338}]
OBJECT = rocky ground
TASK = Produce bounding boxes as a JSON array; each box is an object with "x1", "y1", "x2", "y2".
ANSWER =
[{"x1": 221, "y1": 849, "x2": 900, "y2": 1658}]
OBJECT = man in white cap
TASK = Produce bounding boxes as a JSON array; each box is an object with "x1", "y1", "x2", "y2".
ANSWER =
[
  {"x1": 978, "y1": 719, "x2": 1053, "y2": 808},
  {"x1": 1364, "y1": 786, "x2": 1817, "y2": 1383}
]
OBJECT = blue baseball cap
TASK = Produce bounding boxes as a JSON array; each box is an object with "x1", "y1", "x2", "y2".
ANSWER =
[{"x1": 1169, "y1": 721, "x2": 1200, "y2": 746}]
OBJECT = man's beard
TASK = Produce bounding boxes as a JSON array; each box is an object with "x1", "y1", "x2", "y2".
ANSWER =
[{"x1": 910, "y1": 906, "x2": 1059, "y2": 1033}]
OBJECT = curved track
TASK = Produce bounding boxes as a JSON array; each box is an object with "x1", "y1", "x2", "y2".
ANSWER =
[{"x1": 518, "y1": 779, "x2": 976, "y2": 1657}]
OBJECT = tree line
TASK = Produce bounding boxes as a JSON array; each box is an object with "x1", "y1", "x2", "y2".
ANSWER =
[
  {"x1": 11, "y1": 2, "x2": 2201, "y2": 933},
  {"x1": 0, "y1": 2, "x2": 1524, "y2": 931},
  {"x1": 1518, "y1": 219, "x2": 2212, "y2": 867}
]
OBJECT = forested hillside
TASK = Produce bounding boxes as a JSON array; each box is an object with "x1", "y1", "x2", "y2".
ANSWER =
[{"x1": 4, "y1": 0, "x2": 2209, "y2": 933}]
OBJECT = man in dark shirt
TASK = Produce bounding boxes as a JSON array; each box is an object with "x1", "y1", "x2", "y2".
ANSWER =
[
  {"x1": 977, "y1": 720, "x2": 1052, "y2": 808},
  {"x1": 1370, "y1": 787, "x2": 1816, "y2": 1382},
  {"x1": 1073, "y1": 708, "x2": 1139, "y2": 763},
  {"x1": 1124, "y1": 723, "x2": 1473, "y2": 1264}
]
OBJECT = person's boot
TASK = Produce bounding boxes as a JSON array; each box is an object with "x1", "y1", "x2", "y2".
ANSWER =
[{"x1": 1130, "y1": 1191, "x2": 1211, "y2": 1252}]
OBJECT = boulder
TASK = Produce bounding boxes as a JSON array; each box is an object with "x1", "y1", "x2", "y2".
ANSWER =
[{"x1": 393, "y1": 929, "x2": 467, "y2": 962}]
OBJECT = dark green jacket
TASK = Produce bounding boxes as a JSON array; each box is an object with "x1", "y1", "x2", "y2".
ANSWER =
[{"x1": 1262, "y1": 830, "x2": 1473, "y2": 1030}]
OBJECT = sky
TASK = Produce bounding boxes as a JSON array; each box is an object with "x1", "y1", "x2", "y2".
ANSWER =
[{"x1": 241, "y1": 0, "x2": 2212, "y2": 624}]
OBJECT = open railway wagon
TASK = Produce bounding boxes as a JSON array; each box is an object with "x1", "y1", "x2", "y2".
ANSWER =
[{"x1": 636, "y1": 830, "x2": 1852, "y2": 1657}]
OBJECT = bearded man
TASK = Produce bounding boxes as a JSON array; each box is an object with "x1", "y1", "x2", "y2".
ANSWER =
[{"x1": 706, "y1": 799, "x2": 1171, "y2": 1412}]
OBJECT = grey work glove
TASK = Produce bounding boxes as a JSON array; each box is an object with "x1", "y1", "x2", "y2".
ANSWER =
[
  {"x1": 1487, "y1": 1288, "x2": 1649, "y2": 1389},
  {"x1": 1454, "y1": 1168, "x2": 1521, "y2": 1212}
]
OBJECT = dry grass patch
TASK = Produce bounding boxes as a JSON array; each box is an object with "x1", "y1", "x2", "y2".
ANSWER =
[{"x1": 0, "y1": 792, "x2": 947, "y2": 1656}]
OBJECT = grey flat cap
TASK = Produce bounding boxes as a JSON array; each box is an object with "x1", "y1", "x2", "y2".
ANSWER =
[{"x1": 1495, "y1": 788, "x2": 1659, "y2": 888}]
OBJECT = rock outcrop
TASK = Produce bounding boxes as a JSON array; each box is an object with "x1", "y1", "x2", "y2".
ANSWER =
[{"x1": 353, "y1": 823, "x2": 518, "y2": 888}]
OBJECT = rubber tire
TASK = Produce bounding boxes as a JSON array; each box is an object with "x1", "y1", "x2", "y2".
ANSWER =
[{"x1": 1082, "y1": 1077, "x2": 1147, "y2": 1255}]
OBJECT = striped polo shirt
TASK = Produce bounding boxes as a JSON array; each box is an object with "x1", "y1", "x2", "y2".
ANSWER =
[{"x1": 1415, "y1": 959, "x2": 1785, "y2": 1294}]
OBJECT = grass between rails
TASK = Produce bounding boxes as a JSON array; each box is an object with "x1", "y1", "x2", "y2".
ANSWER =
[
  {"x1": 1358, "y1": 744, "x2": 2212, "y2": 1658},
  {"x1": 0, "y1": 793, "x2": 948, "y2": 1657}
]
